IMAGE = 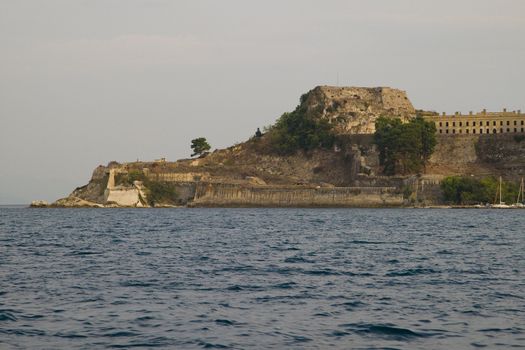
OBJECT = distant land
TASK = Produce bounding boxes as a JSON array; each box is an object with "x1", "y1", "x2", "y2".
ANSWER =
[{"x1": 32, "y1": 86, "x2": 525, "y2": 208}]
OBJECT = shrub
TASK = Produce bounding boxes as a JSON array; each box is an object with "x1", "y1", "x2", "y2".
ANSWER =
[
  {"x1": 268, "y1": 97, "x2": 335, "y2": 155},
  {"x1": 145, "y1": 181, "x2": 178, "y2": 206},
  {"x1": 441, "y1": 176, "x2": 519, "y2": 205},
  {"x1": 513, "y1": 134, "x2": 525, "y2": 143}
]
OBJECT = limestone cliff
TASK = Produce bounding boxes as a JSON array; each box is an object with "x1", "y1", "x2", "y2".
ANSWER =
[{"x1": 303, "y1": 86, "x2": 415, "y2": 134}]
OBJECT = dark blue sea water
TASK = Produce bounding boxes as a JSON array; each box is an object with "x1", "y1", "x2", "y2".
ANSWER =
[{"x1": 0, "y1": 208, "x2": 524, "y2": 349}]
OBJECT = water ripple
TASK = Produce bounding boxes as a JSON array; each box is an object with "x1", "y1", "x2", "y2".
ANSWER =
[{"x1": 0, "y1": 207, "x2": 523, "y2": 349}]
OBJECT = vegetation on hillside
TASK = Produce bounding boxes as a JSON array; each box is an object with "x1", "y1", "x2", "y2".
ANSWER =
[
  {"x1": 441, "y1": 176, "x2": 519, "y2": 205},
  {"x1": 374, "y1": 116, "x2": 437, "y2": 175},
  {"x1": 267, "y1": 94, "x2": 336, "y2": 155}
]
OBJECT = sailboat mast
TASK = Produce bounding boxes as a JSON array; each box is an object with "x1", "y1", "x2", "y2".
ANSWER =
[
  {"x1": 516, "y1": 178, "x2": 525, "y2": 203},
  {"x1": 499, "y1": 176, "x2": 503, "y2": 205},
  {"x1": 520, "y1": 177, "x2": 524, "y2": 204}
]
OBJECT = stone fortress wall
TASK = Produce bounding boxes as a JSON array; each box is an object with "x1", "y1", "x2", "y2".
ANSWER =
[{"x1": 423, "y1": 109, "x2": 525, "y2": 135}]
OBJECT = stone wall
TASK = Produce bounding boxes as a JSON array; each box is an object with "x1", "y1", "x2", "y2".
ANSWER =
[
  {"x1": 146, "y1": 172, "x2": 209, "y2": 182},
  {"x1": 190, "y1": 183, "x2": 403, "y2": 207},
  {"x1": 427, "y1": 134, "x2": 525, "y2": 178}
]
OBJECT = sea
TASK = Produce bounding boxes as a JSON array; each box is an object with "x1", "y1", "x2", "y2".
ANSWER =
[{"x1": 0, "y1": 207, "x2": 524, "y2": 349}]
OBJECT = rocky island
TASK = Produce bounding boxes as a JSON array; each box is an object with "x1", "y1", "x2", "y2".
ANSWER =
[{"x1": 37, "y1": 86, "x2": 525, "y2": 208}]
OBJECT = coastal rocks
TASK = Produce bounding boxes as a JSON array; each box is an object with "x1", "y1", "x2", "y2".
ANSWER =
[
  {"x1": 30, "y1": 200, "x2": 49, "y2": 207},
  {"x1": 51, "y1": 197, "x2": 104, "y2": 208}
]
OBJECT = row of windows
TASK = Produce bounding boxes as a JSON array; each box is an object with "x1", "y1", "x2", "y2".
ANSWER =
[
  {"x1": 439, "y1": 128, "x2": 525, "y2": 134},
  {"x1": 438, "y1": 120, "x2": 524, "y2": 127}
]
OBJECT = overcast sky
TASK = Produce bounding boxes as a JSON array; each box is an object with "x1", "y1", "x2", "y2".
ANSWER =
[{"x1": 1, "y1": 0, "x2": 524, "y2": 204}]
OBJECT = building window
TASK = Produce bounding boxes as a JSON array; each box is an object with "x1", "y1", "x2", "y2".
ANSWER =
[
  {"x1": 446, "y1": 122, "x2": 449, "y2": 127},
  {"x1": 480, "y1": 129, "x2": 483, "y2": 134},
  {"x1": 473, "y1": 121, "x2": 476, "y2": 126},
  {"x1": 514, "y1": 128, "x2": 517, "y2": 132},
  {"x1": 439, "y1": 122, "x2": 442, "y2": 127},
  {"x1": 439, "y1": 129, "x2": 442, "y2": 134},
  {"x1": 493, "y1": 121, "x2": 496, "y2": 126},
  {"x1": 459, "y1": 122, "x2": 462, "y2": 127},
  {"x1": 500, "y1": 121, "x2": 503, "y2": 126},
  {"x1": 522, "y1": 128, "x2": 524, "y2": 132},
  {"x1": 466, "y1": 121, "x2": 469, "y2": 126},
  {"x1": 521, "y1": 121, "x2": 524, "y2": 125},
  {"x1": 507, "y1": 128, "x2": 510, "y2": 132},
  {"x1": 500, "y1": 128, "x2": 503, "y2": 133},
  {"x1": 473, "y1": 129, "x2": 476, "y2": 134},
  {"x1": 493, "y1": 129, "x2": 497, "y2": 134},
  {"x1": 514, "y1": 120, "x2": 517, "y2": 126},
  {"x1": 466, "y1": 129, "x2": 469, "y2": 134},
  {"x1": 453, "y1": 122, "x2": 456, "y2": 127},
  {"x1": 507, "y1": 121, "x2": 510, "y2": 125},
  {"x1": 446, "y1": 129, "x2": 449, "y2": 134}
]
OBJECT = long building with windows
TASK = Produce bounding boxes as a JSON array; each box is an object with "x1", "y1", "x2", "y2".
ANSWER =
[{"x1": 423, "y1": 109, "x2": 525, "y2": 135}]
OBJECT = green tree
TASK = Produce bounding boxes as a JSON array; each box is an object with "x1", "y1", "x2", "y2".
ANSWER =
[
  {"x1": 374, "y1": 116, "x2": 437, "y2": 175},
  {"x1": 190, "y1": 137, "x2": 211, "y2": 157}
]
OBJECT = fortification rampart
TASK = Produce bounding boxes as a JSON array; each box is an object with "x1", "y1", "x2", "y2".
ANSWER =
[{"x1": 190, "y1": 182, "x2": 403, "y2": 207}]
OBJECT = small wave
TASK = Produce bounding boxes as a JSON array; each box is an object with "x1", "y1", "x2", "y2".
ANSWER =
[
  {"x1": 197, "y1": 340, "x2": 231, "y2": 349},
  {"x1": 328, "y1": 330, "x2": 350, "y2": 337},
  {"x1": 350, "y1": 240, "x2": 386, "y2": 245},
  {"x1": 342, "y1": 323, "x2": 433, "y2": 340},
  {"x1": 303, "y1": 268, "x2": 341, "y2": 276},
  {"x1": 66, "y1": 250, "x2": 103, "y2": 256},
  {"x1": 332, "y1": 301, "x2": 366, "y2": 310},
  {"x1": 470, "y1": 342, "x2": 489, "y2": 348},
  {"x1": 284, "y1": 256, "x2": 315, "y2": 263},
  {"x1": 119, "y1": 280, "x2": 157, "y2": 287},
  {"x1": 273, "y1": 282, "x2": 297, "y2": 289},
  {"x1": 54, "y1": 332, "x2": 87, "y2": 339},
  {"x1": 493, "y1": 292, "x2": 524, "y2": 300},
  {"x1": 385, "y1": 268, "x2": 437, "y2": 277},
  {"x1": 135, "y1": 316, "x2": 155, "y2": 322},
  {"x1": 215, "y1": 319, "x2": 236, "y2": 326},
  {"x1": 103, "y1": 331, "x2": 141, "y2": 337},
  {"x1": 0, "y1": 311, "x2": 17, "y2": 322},
  {"x1": 0, "y1": 328, "x2": 46, "y2": 336},
  {"x1": 225, "y1": 284, "x2": 264, "y2": 292},
  {"x1": 108, "y1": 336, "x2": 172, "y2": 348},
  {"x1": 275, "y1": 331, "x2": 313, "y2": 343},
  {"x1": 135, "y1": 251, "x2": 152, "y2": 256},
  {"x1": 21, "y1": 314, "x2": 44, "y2": 320}
]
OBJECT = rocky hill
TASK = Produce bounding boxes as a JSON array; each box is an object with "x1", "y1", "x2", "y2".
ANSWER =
[
  {"x1": 303, "y1": 86, "x2": 415, "y2": 134},
  {"x1": 40, "y1": 86, "x2": 524, "y2": 208}
]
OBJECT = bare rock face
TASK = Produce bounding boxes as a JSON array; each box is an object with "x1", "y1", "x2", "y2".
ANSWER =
[
  {"x1": 303, "y1": 86, "x2": 416, "y2": 134},
  {"x1": 51, "y1": 197, "x2": 104, "y2": 208}
]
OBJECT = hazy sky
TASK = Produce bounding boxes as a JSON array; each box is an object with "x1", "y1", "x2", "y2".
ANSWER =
[{"x1": 1, "y1": 0, "x2": 524, "y2": 204}]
